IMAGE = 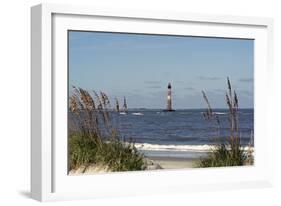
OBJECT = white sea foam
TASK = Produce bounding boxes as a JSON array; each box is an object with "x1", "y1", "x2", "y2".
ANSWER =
[
  {"x1": 134, "y1": 143, "x2": 215, "y2": 152},
  {"x1": 134, "y1": 143, "x2": 252, "y2": 152},
  {"x1": 132, "y1": 112, "x2": 144, "y2": 116},
  {"x1": 214, "y1": 112, "x2": 227, "y2": 115},
  {"x1": 200, "y1": 112, "x2": 227, "y2": 115}
]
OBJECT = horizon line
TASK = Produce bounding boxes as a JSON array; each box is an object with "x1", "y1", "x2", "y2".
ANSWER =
[{"x1": 124, "y1": 107, "x2": 254, "y2": 110}]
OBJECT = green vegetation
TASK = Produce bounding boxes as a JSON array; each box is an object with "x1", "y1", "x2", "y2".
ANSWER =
[
  {"x1": 195, "y1": 78, "x2": 254, "y2": 168},
  {"x1": 69, "y1": 87, "x2": 145, "y2": 173},
  {"x1": 195, "y1": 143, "x2": 247, "y2": 168},
  {"x1": 69, "y1": 133, "x2": 145, "y2": 172}
]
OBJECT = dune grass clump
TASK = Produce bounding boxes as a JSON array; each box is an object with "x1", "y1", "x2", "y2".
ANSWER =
[
  {"x1": 195, "y1": 143, "x2": 246, "y2": 167},
  {"x1": 68, "y1": 87, "x2": 145, "y2": 172},
  {"x1": 195, "y1": 78, "x2": 253, "y2": 168},
  {"x1": 94, "y1": 139, "x2": 145, "y2": 171},
  {"x1": 69, "y1": 133, "x2": 145, "y2": 172},
  {"x1": 69, "y1": 132, "x2": 98, "y2": 170}
]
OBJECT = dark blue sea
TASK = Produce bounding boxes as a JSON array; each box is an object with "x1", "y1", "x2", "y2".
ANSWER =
[
  {"x1": 115, "y1": 109, "x2": 254, "y2": 158},
  {"x1": 70, "y1": 109, "x2": 254, "y2": 158}
]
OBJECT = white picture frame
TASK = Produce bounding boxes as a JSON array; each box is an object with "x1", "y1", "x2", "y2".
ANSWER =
[{"x1": 31, "y1": 3, "x2": 274, "y2": 202}]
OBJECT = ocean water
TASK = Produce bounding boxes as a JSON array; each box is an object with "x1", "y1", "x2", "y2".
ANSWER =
[
  {"x1": 115, "y1": 109, "x2": 254, "y2": 158},
  {"x1": 69, "y1": 109, "x2": 254, "y2": 158}
]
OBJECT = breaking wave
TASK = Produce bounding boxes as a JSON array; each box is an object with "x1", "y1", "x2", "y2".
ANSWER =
[
  {"x1": 134, "y1": 143, "x2": 215, "y2": 152},
  {"x1": 134, "y1": 143, "x2": 252, "y2": 152}
]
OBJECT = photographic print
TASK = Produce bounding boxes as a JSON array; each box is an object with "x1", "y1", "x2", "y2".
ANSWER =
[{"x1": 68, "y1": 31, "x2": 254, "y2": 175}]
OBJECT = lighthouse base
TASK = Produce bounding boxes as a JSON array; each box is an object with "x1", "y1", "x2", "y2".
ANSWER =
[{"x1": 162, "y1": 109, "x2": 176, "y2": 112}]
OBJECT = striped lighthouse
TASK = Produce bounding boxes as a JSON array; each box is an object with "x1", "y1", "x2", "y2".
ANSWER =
[{"x1": 163, "y1": 82, "x2": 175, "y2": 112}]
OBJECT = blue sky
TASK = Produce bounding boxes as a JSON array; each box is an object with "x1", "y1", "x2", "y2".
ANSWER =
[{"x1": 69, "y1": 31, "x2": 253, "y2": 109}]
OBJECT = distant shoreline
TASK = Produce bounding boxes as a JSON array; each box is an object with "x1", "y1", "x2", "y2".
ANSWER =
[
  {"x1": 125, "y1": 108, "x2": 254, "y2": 110},
  {"x1": 69, "y1": 108, "x2": 254, "y2": 112}
]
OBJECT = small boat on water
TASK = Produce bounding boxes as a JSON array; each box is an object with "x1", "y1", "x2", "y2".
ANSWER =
[
  {"x1": 116, "y1": 97, "x2": 128, "y2": 115},
  {"x1": 115, "y1": 98, "x2": 120, "y2": 113},
  {"x1": 122, "y1": 97, "x2": 128, "y2": 114},
  {"x1": 132, "y1": 112, "x2": 144, "y2": 116}
]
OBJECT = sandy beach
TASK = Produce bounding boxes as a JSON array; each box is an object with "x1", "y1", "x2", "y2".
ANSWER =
[
  {"x1": 69, "y1": 156, "x2": 198, "y2": 175},
  {"x1": 150, "y1": 156, "x2": 198, "y2": 169}
]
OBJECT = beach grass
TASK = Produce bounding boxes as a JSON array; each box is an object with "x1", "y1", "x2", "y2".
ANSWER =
[
  {"x1": 69, "y1": 132, "x2": 145, "y2": 172},
  {"x1": 195, "y1": 77, "x2": 254, "y2": 168},
  {"x1": 69, "y1": 87, "x2": 146, "y2": 172},
  {"x1": 195, "y1": 144, "x2": 247, "y2": 167}
]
